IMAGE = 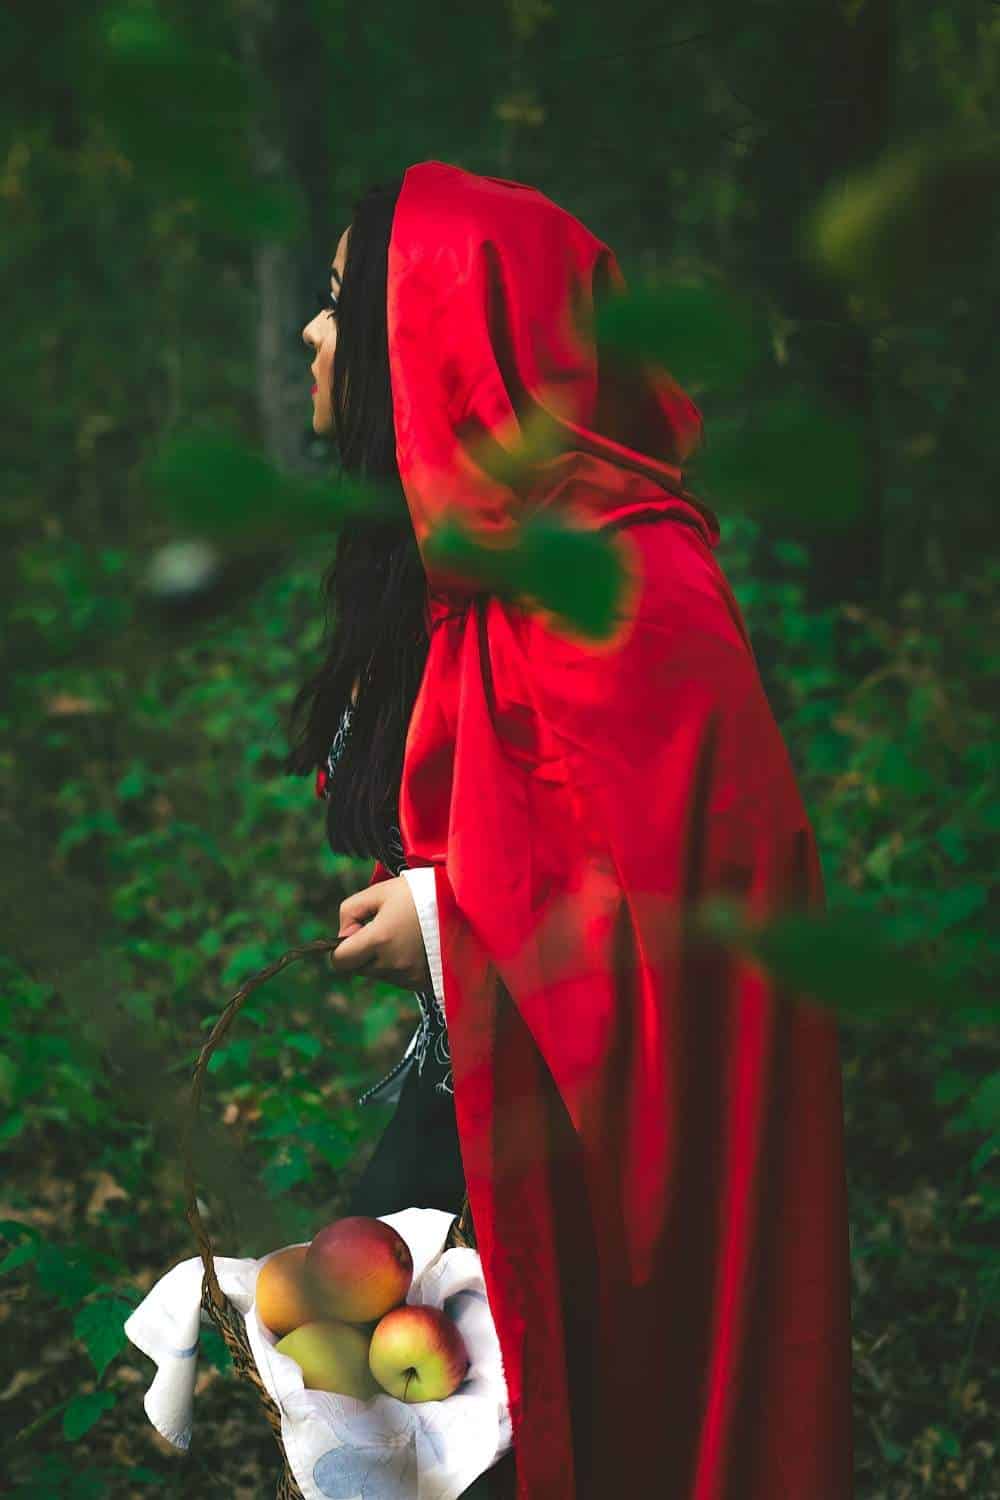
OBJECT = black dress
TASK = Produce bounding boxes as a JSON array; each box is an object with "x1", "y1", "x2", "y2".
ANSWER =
[{"x1": 320, "y1": 704, "x2": 516, "y2": 1500}]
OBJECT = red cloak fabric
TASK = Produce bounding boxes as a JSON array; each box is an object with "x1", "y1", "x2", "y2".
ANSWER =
[{"x1": 367, "y1": 161, "x2": 853, "y2": 1498}]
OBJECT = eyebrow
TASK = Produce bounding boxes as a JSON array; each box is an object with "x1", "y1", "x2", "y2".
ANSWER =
[{"x1": 331, "y1": 267, "x2": 342, "y2": 288}]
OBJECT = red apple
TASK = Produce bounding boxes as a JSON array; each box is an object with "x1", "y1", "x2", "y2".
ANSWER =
[
  {"x1": 368, "y1": 1305, "x2": 470, "y2": 1403},
  {"x1": 306, "y1": 1216, "x2": 413, "y2": 1324}
]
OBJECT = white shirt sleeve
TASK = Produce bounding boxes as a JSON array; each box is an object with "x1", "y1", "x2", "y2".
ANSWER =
[{"x1": 400, "y1": 865, "x2": 446, "y2": 1014}]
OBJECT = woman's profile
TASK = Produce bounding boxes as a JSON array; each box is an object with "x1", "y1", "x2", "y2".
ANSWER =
[{"x1": 286, "y1": 161, "x2": 853, "y2": 1500}]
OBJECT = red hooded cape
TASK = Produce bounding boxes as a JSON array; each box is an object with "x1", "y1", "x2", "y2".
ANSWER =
[{"x1": 368, "y1": 161, "x2": 853, "y2": 1498}]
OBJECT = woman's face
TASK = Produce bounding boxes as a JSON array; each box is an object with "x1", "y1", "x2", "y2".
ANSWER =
[{"x1": 302, "y1": 226, "x2": 350, "y2": 436}]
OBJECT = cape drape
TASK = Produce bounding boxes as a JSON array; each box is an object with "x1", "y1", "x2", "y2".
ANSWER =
[{"x1": 367, "y1": 161, "x2": 853, "y2": 1498}]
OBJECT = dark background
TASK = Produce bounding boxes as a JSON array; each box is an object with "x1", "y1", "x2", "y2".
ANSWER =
[{"x1": 1, "y1": 1, "x2": 997, "y2": 1494}]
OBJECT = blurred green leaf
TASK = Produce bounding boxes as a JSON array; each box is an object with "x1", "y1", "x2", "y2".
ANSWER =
[
  {"x1": 263, "y1": 1147, "x2": 312, "y2": 1195},
  {"x1": 0, "y1": 1111, "x2": 28, "y2": 1147},
  {"x1": 115, "y1": 763, "x2": 150, "y2": 802},
  {"x1": 360, "y1": 995, "x2": 405, "y2": 1049},
  {"x1": 206, "y1": 1038, "x2": 253, "y2": 1074},
  {"x1": 220, "y1": 944, "x2": 273, "y2": 990},
  {"x1": 970, "y1": 1135, "x2": 1000, "y2": 1175},
  {"x1": 696, "y1": 901, "x2": 976, "y2": 1022},
  {"x1": 200, "y1": 1323, "x2": 232, "y2": 1374},
  {"x1": 807, "y1": 126, "x2": 1000, "y2": 310},
  {"x1": 0, "y1": 1239, "x2": 40, "y2": 1276},
  {"x1": 969, "y1": 1071, "x2": 1000, "y2": 1133},
  {"x1": 695, "y1": 393, "x2": 865, "y2": 530},
  {"x1": 424, "y1": 508, "x2": 627, "y2": 638},
  {"x1": 144, "y1": 427, "x2": 402, "y2": 545},
  {"x1": 94, "y1": 5, "x2": 303, "y2": 238},
  {"x1": 286, "y1": 1033, "x2": 323, "y2": 1059},
  {"x1": 34, "y1": 1244, "x2": 100, "y2": 1308},
  {"x1": 595, "y1": 278, "x2": 761, "y2": 389}
]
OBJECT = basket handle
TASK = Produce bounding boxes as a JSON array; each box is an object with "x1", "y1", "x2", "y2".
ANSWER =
[
  {"x1": 184, "y1": 938, "x2": 340, "y2": 1308},
  {"x1": 183, "y1": 939, "x2": 473, "y2": 1307}
]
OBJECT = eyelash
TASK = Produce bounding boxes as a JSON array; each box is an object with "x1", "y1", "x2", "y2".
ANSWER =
[{"x1": 315, "y1": 286, "x2": 339, "y2": 316}]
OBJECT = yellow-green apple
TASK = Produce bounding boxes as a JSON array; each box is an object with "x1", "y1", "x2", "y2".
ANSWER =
[
  {"x1": 368, "y1": 1305, "x2": 470, "y2": 1402},
  {"x1": 274, "y1": 1319, "x2": 380, "y2": 1398},
  {"x1": 306, "y1": 1217, "x2": 412, "y2": 1323},
  {"x1": 255, "y1": 1246, "x2": 315, "y2": 1338}
]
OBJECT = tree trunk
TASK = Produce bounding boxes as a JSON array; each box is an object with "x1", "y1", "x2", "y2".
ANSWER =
[{"x1": 238, "y1": 0, "x2": 335, "y2": 474}]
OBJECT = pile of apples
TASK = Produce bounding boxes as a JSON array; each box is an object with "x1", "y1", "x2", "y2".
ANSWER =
[{"x1": 255, "y1": 1216, "x2": 470, "y2": 1404}]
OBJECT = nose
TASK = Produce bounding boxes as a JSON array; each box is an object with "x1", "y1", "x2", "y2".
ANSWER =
[{"x1": 303, "y1": 309, "x2": 326, "y2": 350}]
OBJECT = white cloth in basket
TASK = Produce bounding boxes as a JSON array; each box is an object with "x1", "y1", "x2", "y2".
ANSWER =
[{"x1": 124, "y1": 1208, "x2": 512, "y2": 1500}]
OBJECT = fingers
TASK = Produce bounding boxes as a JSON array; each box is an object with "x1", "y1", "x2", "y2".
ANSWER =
[
  {"x1": 338, "y1": 885, "x2": 385, "y2": 938},
  {"x1": 328, "y1": 924, "x2": 378, "y2": 975}
]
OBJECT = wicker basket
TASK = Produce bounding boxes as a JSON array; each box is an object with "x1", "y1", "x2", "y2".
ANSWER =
[{"x1": 182, "y1": 938, "x2": 477, "y2": 1500}]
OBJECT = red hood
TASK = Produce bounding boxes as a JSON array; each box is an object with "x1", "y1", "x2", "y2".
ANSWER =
[{"x1": 386, "y1": 160, "x2": 718, "y2": 622}]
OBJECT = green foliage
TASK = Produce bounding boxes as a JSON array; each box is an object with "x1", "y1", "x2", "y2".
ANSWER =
[
  {"x1": 6, "y1": 1455, "x2": 119, "y2": 1499},
  {"x1": 594, "y1": 277, "x2": 761, "y2": 389}
]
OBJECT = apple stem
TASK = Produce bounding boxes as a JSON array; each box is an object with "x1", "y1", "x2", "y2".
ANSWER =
[{"x1": 403, "y1": 1368, "x2": 417, "y2": 1400}]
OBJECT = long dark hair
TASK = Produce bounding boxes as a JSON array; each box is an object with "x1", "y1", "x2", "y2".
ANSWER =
[{"x1": 284, "y1": 177, "x2": 431, "y2": 858}]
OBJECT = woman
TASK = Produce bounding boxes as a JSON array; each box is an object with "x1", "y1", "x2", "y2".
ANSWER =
[{"x1": 287, "y1": 162, "x2": 853, "y2": 1499}]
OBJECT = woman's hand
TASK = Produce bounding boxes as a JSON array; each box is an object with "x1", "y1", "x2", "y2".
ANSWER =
[{"x1": 328, "y1": 876, "x2": 433, "y2": 992}]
